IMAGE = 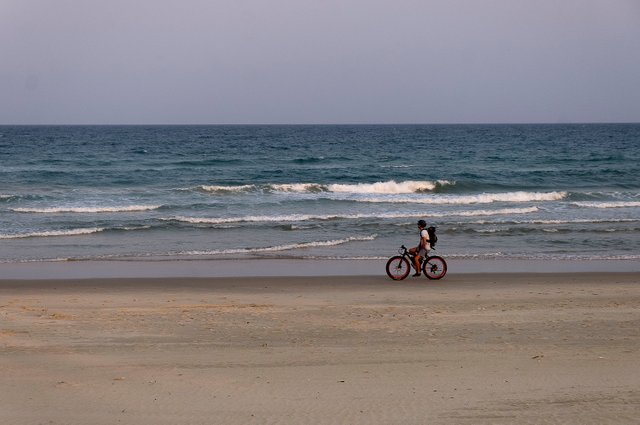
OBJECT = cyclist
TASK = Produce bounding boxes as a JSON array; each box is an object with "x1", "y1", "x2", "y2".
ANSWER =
[{"x1": 408, "y1": 219, "x2": 430, "y2": 276}]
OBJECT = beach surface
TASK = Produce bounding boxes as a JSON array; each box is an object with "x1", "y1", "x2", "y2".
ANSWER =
[{"x1": 1, "y1": 272, "x2": 639, "y2": 424}]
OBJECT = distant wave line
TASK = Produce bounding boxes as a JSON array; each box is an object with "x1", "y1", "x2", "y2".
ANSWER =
[
  {"x1": 463, "y1": 217, "x2": 640, "y2": 225},
  {"x1": 0, "y1": 227, "x2": 106, "y2": 239},
  {"x1": 164, "y1": 207, "x2": 538, "y2": 225},
  {"x1": 571, "y1": 201, "x2": 640, "y2": 209},
  {"x1": 443, "y1": 253, "x2": 640, "y2": 261},
  {"x1": 465, "y1": 226, "x2": 640, "y2": 235},
  {"x1": 11, "y1": 205, "x2": 162, "y2": 213},
  {"x1": 356, "y1": 191, "x2": 568, "y2": 205},
  {"x1": 451, "y1": 207, "x2": 539, "y2": 217},
  {"x1": 0, "y1": 225, "x2": 152, "y2": 239}
]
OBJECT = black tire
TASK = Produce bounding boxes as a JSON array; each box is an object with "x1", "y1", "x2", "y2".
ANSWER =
[
  {"x1": 423, "y1": 256, "x2": 447, "y2": 280},
  {"x1": 386, "y1": 256, "x2": 411, "y2": 280}
]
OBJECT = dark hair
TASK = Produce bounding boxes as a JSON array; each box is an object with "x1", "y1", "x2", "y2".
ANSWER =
[{"x1": 417, "y1": 219, "x2": 427, "y2": 227}]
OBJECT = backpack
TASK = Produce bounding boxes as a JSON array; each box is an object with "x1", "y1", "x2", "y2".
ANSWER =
[{"x1": 427, "y1": 226, "x2": 438, "y2": 249}]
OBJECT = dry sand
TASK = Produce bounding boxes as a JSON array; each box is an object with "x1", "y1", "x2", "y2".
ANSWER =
[{"x1": 1, "y1": 273, "x2": 639, "y2": 424}]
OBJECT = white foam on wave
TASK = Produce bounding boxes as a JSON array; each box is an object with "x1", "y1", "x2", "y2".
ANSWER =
[
  {"x1": 165, "y1": 207, "x2": 538, "y2": 225},
  {"x1": 358, "y1": 191, "x2": 567, "y2": 205},
  {"x1": 572, "y1": 201, "x2": 640, "y2": 209},
  {"x1": 467, "y1": 217, "x2": 639, "y2": 225},
  {"x1": 11, "y1": 205, "x2": 161, "y2": 213},
  {"x1": 194, "y1": 180, "x2": 453, "y2": 195},
  {"x1": 165, "y1": 213, "x2": 387, "y2": 224},
  {"x1": 327, "y1": 180, "x2": 452, "y2": 194},
  {"x1": 198, "y1": 185, "x2": 256, "y2": 193},
  {"x1": 475, "y1": 228, "x2": 504, "y2": 233},
  {"x1": 178, "y1": 235, "x2": 377, "y2": 256},
  {"x1": 0, "y1": 227, "x2": 105, "y2": 239},
  {"x1": 452, "y1": 207, "x2": 539, "y2": 217},
  {"x1": 270, "y1": 183, "x2": 327, "y2": 192}
]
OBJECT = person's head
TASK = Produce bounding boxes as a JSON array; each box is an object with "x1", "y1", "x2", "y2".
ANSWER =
[{"x1": 417, "y1": 219, "x2": 427, "y2": 229}]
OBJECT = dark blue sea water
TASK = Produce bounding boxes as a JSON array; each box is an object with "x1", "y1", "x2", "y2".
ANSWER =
[{"x1": 1, "y1": 124, "x2": 639, "y2": 263}]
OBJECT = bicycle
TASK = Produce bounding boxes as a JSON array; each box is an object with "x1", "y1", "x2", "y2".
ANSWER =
[{"x1": 385, "y1": 245, "x2": 447, "y2": 280}]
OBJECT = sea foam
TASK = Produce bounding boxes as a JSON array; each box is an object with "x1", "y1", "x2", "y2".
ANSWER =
[
  {"x1": 164, "y1": 213, "x2": 394, "y2": 224},
  {"x1": 571, "y1": 201, "x2": 640, "y2": 209},
  {"x1": 197, "y1": 185, "x2": 256, "y2": 193},
  {"x1": 357, "y1": 191, "x2": 567, "y2": 205},
  {"x1": 451, "y1": 207, "x2": 539, "y2": 217},
  {"x1": 11, "y1": 205, "x2": 162, "y2": 213},
  {"x1": 178, "y1": 235, "x2": 377, "y2": 256},
  {"x1": 195, "y1": 180, "x2": 453, "y2": 195},
  {"x1": 165, "y1": 207, "x2": 538, "y2": 225},
  {"x1": 0, "y1": 227, "x2": 105, "y2": 239},
  {"x1": 325, "y1": 180, "x2": 452, "y2": 194}
]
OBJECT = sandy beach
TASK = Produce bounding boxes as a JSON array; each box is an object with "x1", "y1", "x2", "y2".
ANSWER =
[{"x1": 1, "y1": 272, "x2": 639, "y2": 424}]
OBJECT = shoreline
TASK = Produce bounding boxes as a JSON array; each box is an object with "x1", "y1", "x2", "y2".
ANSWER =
[{"x1": 1, "y1": 257, "x2": 640, "y2": 280}]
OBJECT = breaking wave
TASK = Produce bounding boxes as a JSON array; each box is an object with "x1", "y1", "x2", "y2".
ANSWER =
[
  {"x1": 325, "y1": 180, "x2": 453, "y2": 194},
  {"x1": 195, "y1": 180, "x2": 454, "y2": 195}
]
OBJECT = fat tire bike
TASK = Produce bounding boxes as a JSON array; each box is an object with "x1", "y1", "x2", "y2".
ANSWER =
[{"x1": 386, "y1": 245, "x2": 447, "y2": 280}]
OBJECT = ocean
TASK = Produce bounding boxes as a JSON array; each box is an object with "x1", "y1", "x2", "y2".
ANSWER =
[{"x1": 1, "y1": 124, "x2": 639, "y2": 264}]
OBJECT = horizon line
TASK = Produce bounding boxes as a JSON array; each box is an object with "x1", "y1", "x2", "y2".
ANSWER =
[{"x1": 1, "y1": 121, "x2": 639, "y2": 126}]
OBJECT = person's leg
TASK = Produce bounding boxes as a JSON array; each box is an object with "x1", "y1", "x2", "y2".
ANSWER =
[
  {"x1": 412, "y1": 255, "x2": 421, "y2": 276},
  {"x1": 408, "y1": 248, "x2": 420, "y2": 275}
]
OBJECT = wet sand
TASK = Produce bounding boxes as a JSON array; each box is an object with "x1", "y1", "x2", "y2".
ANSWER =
[{"x1": 1, "y1": 273, "x2": 639, "y2": 424}]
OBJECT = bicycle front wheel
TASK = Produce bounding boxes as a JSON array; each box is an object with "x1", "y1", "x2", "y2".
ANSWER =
[
  {"x1": 386, "y1": 256, "x2": 410, "y2": 280},
  {"x1": 423, "y1": 256, "x2": 447, "y2": 280}
]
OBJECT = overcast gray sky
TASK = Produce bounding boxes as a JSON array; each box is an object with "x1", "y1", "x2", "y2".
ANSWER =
[{"x1": 1, "y1": 0, "x2": 639, "y2": 124}]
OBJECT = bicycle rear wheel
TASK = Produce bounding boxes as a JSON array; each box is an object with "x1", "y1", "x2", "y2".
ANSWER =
[
  {"x1": 386, "y1": 256, "x2": 411, "y2": 280},
  {"x1": 423, "y1": 256, "x2": 447, "y2": 280}
]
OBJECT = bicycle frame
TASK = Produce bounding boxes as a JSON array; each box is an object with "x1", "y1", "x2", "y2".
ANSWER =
[{"x1": 398, "y1": 245, "x2": 430, "y2": 264}]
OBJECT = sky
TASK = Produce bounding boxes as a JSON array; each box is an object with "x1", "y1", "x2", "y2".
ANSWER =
[{"x1": 1, "y1": 0, "x2": 639, "y2": 125}]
